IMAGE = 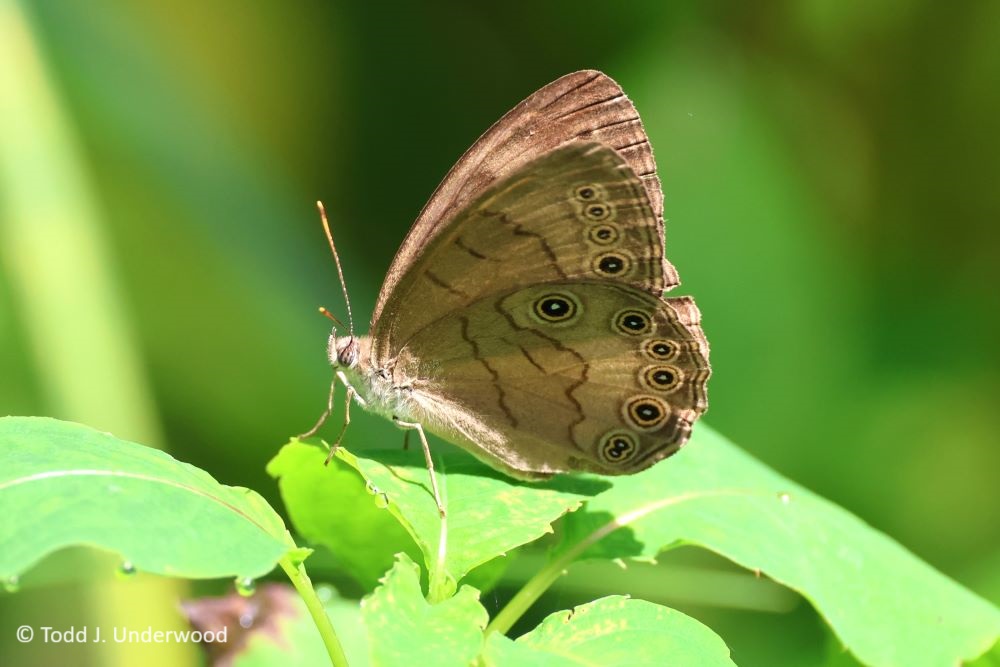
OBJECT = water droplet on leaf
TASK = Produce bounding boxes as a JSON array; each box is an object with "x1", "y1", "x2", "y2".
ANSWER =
[
  {"x1": 778, "y1": 492, "x2": 791, "y2": 504},
  {"x1": 374, "y1": 492, "x2": 389, "y2": 509},
  {"x1": 234, "y1": 577, "x2": 256, "y2": 597},
  {"x1": 3, "y1": 575, "x2": 20, "y2": 593},
  {"x1": 365, "y1": 480, "x2": 379, "y2": 495},
  {"x1": 116, "y1": 561, "x2": 137, "y2": 580}
]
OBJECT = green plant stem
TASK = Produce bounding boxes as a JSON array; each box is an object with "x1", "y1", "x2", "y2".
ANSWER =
[
  {"x1": 485, "y1": 490, "x2": 713, "y2": 636},
  {"x1": 426, "y1": 512, "x2": 451, "y2": 604},
  {"x1": 484, "y1": 520, "x2": 612, "y2": 636},
  {"x1": 279, "y1": 554, "x2": 349, "y2": 667}
]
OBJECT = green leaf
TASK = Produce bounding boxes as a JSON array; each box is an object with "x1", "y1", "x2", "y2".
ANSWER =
[
  {"x1": 558, "y1": 424, "x2": 1000, "y2": 667},
  {"x1": 460, "y1": 551, "x2": 516, "y2": 595},
  {"x1": 0, "y1": 416, "x2": 292, "y2": 579},
  {"x1": 483, "y1": 596, "x2": 736, "y2": 667},
  {"x1": 267, "y1": 441, "x2": 420, "y2": 591},
  {"x1": 965, "y1": 641, "x2": 1000, "y2": 667},
  {"x1": 362, "y1": 553, "x2": 486, "y2": 667},
  {"x1": 333, "y1": 445, "x2": 608, "y2": 594}
]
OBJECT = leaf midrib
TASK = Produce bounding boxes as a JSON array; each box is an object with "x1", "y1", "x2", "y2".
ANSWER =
[{"x1": 0, "y1": 468, "x2": 279, "y2": 538}]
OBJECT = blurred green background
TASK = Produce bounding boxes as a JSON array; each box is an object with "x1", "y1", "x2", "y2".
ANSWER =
[{"x1": 1, "y1": 1, "x2": 998, "y2": 666}]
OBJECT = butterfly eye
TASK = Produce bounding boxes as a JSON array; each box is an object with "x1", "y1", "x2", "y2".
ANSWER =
[
  {"x1": 572, "y1": 183, "x2": 605, "y2": 202},
  {"x1": 588, "y1": 224, "x2": 619, "y2": 245},
  {"x1": 641, "y1": 365, "x2": 683, "y2": 392},
  {"x1": 644, "y1": 339, "x2": 679, "y2": 361},
  {"x1": 531, "y1": 292, "x2": 580, "y2": 324},
  {"x1": 623, "y1": 396, "x2": 671, "y2": 431},
  {"x1": 614, "y1": 309, "x2": 652, "y2": 335},
  {"x1": 598, "y1": 431, "x2": 638, "y2": 464},
  {"x1": 335, "y1": 337, "x2": 360, "y2": 367},
  {"x1": 592, "y1": 251, "x2": 632, "y2": 277}
]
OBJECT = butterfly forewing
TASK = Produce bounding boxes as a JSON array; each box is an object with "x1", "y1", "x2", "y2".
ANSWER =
[
  {"x1": 371, "y1": 142, "x2": 674, "y2": 363},
  {"x1": 372, "y1": 70, "x2": 672, "y2": 328}
]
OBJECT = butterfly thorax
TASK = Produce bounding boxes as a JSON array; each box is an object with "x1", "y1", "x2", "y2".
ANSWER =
[{"x1": 330, "y1": 333, "x2": 417, "y2": 422}]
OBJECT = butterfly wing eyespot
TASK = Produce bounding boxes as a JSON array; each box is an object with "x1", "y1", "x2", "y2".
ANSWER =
[
  {"x1": 641, "y1": 365, "x2": 683, "y2": 393},
  {"x1": 530, "y1": 292, "x2": 581, "y2": 325},
  {"x1": 580, "y1": 202, "x2": 614, "y2": 222},
  {"x1": 572, "y1": 183, "x2": 606, "y2": 202},
  {"x1": 613, "y1": 309, "x2": 652, "y2": 335},
  {"x1": 598, "y1": 430, "x2": 639, "y2": 464},
  {"x1": 622, "y1": 395, "x2": 671, "y2": 431},
  {"x1": 587, "y1": 224, "x2": 620, "y2": 246},
  {"x1": 592, "y1": 251, "x2": 633, "y2": 277},
  {"x1": 643, "y1": 339, "x2": 679, "y2": 361}
]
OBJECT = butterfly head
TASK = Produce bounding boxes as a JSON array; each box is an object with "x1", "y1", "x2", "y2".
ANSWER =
[{"x1": 327, "y1": 330, "x2": 361, "y2": 369}]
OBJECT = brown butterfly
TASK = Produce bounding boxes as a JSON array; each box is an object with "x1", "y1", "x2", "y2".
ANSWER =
[{"x1": 306, "y1": 71, "x2": 710, "y2": 515}]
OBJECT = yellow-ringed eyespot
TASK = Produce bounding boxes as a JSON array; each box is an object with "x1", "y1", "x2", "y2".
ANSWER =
[
  {"x1": 644, "y1": 339, "x2": 679, "y2": 361},
  {"x1": 580, "y1": 201, "x2": 613, "y2": 222},
  {"x1": 640, "y1": 365, "x2": 683, "y2": 392},
  {"x1": 614, "y1": 309, "x2": 652, "y2": 335},
  {"x1": 598, "y1": 430, "x2": 639, "y2": 464},
  {"x1": 530, "y1": 292, "x2": 580, "y2": 325},
  {"x1": 622, "y1": 395, "x2": 671, "y2": 431},
  {"x1": 573, "y1": 183, "x2": 605, "y2": 202},
  {"x1": 592, "y1": 251, "x2": 632, "y2": 277},
  {"x1": 588, "y1": 224, "x2": 619, "y2": 246}
]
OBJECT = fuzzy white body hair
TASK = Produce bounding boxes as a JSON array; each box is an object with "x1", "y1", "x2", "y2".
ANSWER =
[{"x1": 334, "y1": 334, "x2": 511, "y2": 472}]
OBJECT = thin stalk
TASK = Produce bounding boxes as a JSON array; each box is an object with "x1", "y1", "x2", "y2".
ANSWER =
[
  {"x1": 485, "y1": 514, "x2": 615, "y2": 636},
  {"x1": 279, "y1": 554, "x2": 350, "y2": 667},
  {"x1": 426, "y1": 511, "x2": 451, "y2": 603},
  {"x1": 485, "y1": 489, "x2": 733, "y2": 636},
  {"x1": 423, "y1": 453, "x2": 453, "y2": 604}
]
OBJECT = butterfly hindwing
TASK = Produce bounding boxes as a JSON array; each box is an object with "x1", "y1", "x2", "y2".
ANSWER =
[{"x1": 393, "y1": 281, "x2": 709, "y2": 477}]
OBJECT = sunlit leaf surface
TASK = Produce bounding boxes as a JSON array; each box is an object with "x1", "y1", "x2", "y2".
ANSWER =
[
  {"x1": 483, "y1": 596, "x2": 736, "y2": 667},
  {"x1": 557, "y1": 425, "x2": 1000, "y2": 667},
  {"x1": 0, "y1": 417, "x2": 291, "y2": 580}
]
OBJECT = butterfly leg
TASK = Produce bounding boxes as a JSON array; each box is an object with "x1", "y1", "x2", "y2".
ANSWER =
[
  {"x1": 393, "y1": 418, "x2": 446, "y2": 518},
  {"x1": 324, "y1": 384, "x2": 356, "y2": 465},
  {"x1": 298, "y1": 378, "x2": 337, "y2": 439}
]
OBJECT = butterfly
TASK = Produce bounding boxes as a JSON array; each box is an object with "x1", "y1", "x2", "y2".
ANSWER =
[{"x1": 305, "y1": 71, "x2": 710, "y2": 516}]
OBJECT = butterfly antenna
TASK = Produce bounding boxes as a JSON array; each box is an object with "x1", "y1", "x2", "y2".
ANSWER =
[
  {"x1": 316, "y1": 200, "x2": 355, "y2": 337},
  {"x1": 318, "y1": 306, "x2": 346, "y2": 330}
]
